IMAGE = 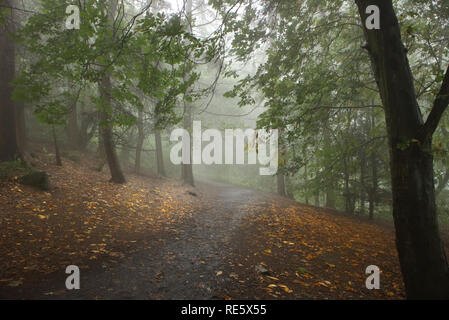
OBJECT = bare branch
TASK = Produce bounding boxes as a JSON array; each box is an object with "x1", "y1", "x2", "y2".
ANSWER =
[{"x1": 421, "y1": 64, "x2": 449, "y2": 140}]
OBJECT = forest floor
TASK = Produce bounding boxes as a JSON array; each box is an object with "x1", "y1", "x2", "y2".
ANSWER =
[{"x1": 0, "y1": 145, "x2": 414, "y2": 299}]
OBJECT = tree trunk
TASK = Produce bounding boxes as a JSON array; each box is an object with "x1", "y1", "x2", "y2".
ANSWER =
[
  {"x1": 314, "y1": 191, "x2": 320, "y2": 207},
  {"x1": 98, "y1": 75, "x2": 126, "y2": 183},
  {"x1": 79, "y1": 108, "x2": 97, "y2": 151},
  {"x1": 343, "y1": 157, "x2": 353, "y2": 214},
  {"x1": 0, "y1": 0, "x2": 20, "y2": 162},
  {"x1": 277, "y1": 173, "x2": 286, "y2": 196},
  {"x1": 52, "y1": 126, "x2": 62, "y2": 166},
  {"x1": 96, "y1": 0, "x2": 125, "y2": 184},
  {"x1": 325, "y1": 189, "x2": 335, "y2": 209},
  {"x1": 182, "y1": 0, "x2": 195, "y2": 187},
  {"x1": 135, "y1": 108, "x2": 144, "y2": 174},
  {"x1": 155, "y1": 129, "x2": 166, "y2": 177},
  {"x1": 368, "y1": 114, "x2": 378, "y2": 220},
  {"x1": 304, "y1": 162, "x2": 309, "y2": 204},
  {"x1": 368, "y1": 150, "x2": 378, "y2": 220},
  {"x1": 182, "y1": 104, "x2": 194, "y2": 186},
  {"x1": 359, "y1": 149, "x2": 366, "y2": 216},
  {"x1": 356, "y1": 0, "x2": 449, "y2": 298},
  {"x1": 67, "y1": 89, "x2": 81, "y2": 149},
  {"x1": 323, "y1": 115, "x2": 335, "y2": 209},
  {"x1": 15, "y1": 101, "x2": 26, "y2": 153},
  {"x1": 96, "y1": 124, "x2": 106, "y2": 172}
]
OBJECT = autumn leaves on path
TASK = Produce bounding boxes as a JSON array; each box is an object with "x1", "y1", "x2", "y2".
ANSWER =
[
  {"x1": 218, "y1": 201, "x2": 405, "y2": 299},
  {"x1": 0, "y1": 150, "x2": 405, "y2": 299}
]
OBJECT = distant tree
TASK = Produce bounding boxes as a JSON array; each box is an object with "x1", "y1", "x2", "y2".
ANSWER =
[
  {"x1": 97, "y1": 0, "x2": 126, "y2": 184},
  {"x1": 181, "y1": 0, "x2": 195, "y2": 187}
]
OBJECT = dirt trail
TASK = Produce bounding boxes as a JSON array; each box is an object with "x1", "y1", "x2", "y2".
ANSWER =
[
  {"x1": 1, "y1": 179, "x2": 269, "y2": 299},
  {"x1": 1, "y1": 148, "x2": 407, "y2": 301}
]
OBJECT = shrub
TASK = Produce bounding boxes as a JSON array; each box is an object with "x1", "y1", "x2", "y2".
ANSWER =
[
  {"x1": 0, "y1": 160, "x2": 31, "y2": 182},
  {"x1": 18, "y1": 171, "x2": 50, "y2": 190}
]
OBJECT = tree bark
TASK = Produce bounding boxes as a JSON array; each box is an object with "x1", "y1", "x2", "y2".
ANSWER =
[
  {"x1": 0, "y1": 0, "x2": 20, "y2": 162},
  {"x1": 356, "y1": 0, "x2": 449, "y2": 299}
]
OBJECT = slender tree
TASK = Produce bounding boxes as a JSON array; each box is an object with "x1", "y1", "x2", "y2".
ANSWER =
[
  {"x1": 135, "y1": 107, "x2": 144, "y2": 174},
  {"x1": 181, "y1": 0, "x2": 195, "y2": 186},
  {"x1": 155, "y1": 129, "x2": 166, "y2": 177},
  {"x1": 98, "y1": 0, "x2": 126, "y2": 183}
]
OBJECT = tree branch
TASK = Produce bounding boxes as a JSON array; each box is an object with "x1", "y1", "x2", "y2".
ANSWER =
[{"x1": 422, "y1": 64, "x2": 449, "y2": 140}]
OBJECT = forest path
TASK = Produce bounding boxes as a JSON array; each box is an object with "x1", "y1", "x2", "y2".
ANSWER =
[
  {"x1": 75, "y1": 179, "x2": 268, "y2": 300},
  {"x1": 0, "y1": 150, "x2": 407, "y2": 299},
  {"x1": 1, "y1": 178, "x2": 269, "y2": 299}
]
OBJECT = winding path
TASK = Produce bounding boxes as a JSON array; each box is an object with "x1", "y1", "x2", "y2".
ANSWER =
[{"x1": 3, "y1": 180, "x2": 271, "y2": 299}]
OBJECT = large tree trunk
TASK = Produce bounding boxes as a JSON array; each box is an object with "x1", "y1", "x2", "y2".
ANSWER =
[
  {"x1": 356, "y1": 0, "x2": 449, "y2": 299},
  {"x1": 155, "y1": 129, "x2": 166, "y2": 177},
  {"x1": 0, "y1": 0, "x2": 20, "y2": 162}
]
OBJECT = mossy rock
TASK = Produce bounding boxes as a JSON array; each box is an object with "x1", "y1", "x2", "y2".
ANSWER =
[
  {"x1": 0, "y1": 160, "x2": 30, "y2": 182},
  {"x1": 19, "y1": 171, "x2": 50, "y2": 190}
]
